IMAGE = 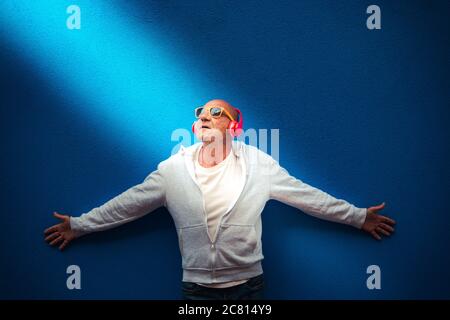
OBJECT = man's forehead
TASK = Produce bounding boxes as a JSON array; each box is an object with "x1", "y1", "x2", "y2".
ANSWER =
[
  {"x1": 203, "y1": 100, "x2": 235, "y2": 113},
  {"x1": 201, "y1": 99, "x2": 237, "y2": 119},
  {"x1": 204, "y1": 100, "x2": 231, "y2": 108}
]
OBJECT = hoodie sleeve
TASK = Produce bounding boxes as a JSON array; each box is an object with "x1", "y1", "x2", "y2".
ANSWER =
[
  {"x1": 69, "y1": 163, "x2": 166, "y2": 235},
  {"x1": 268, "y1": 158, "x2": 367, "y2": 229}
]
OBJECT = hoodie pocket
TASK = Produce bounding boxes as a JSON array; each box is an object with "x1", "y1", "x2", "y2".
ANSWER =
[
  {"x1": 179, "y1": 225, "x2": 211, "y2": 270},
  {"x1": 215, "y1": 224, "x2": 263, "y2": 269}
]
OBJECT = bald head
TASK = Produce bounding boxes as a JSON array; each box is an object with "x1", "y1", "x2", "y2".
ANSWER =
[{"x1": 203, "y1": 99, "x2": 238, "y2": 120}]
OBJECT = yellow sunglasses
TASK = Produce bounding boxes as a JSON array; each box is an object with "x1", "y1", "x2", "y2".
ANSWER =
[{"x1": 194, "y1": 106, "x2": 235, "y2": 121}]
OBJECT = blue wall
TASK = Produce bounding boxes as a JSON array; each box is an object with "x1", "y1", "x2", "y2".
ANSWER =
[{"x1": 0, "y1": 0, "x2": 449, "y2": 299}]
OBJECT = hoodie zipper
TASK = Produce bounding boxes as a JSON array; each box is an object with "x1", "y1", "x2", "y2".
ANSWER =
[
  {"x1": 210, "y1": 151, "x2": 249, "y2": 244},
  {"x1": 183, "y1": 146, "x2": 217, "y2": 278},
  {"x1": 209, "y1": 150, "x2": 248, "y2": 281},
  {"x1": 182, "y1": 142, "x2": 247, "y2": 281}
]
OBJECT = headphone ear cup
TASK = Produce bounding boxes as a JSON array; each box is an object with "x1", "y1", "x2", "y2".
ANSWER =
[
  {"x1": 192, "y1": 121, "x2": 197, "y2": 134},
  {"x1": 233, "y1": 127, "x2": 243, "y2": 137},
  {"x1": 228, "y1": 121, "x2": 238, "y2": 137},
  {"x1": 232, "y1": 108, "x2": 243, "y2": 137}
]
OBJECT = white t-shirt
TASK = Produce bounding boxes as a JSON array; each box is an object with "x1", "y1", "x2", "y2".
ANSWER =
[{"x1": 194, "y1": 146, "x2": 248, "y2": 288}]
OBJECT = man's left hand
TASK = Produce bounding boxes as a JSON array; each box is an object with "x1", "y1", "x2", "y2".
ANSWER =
[{"x1": 361, "y1": 202, "x2": 396, "y2": 240}]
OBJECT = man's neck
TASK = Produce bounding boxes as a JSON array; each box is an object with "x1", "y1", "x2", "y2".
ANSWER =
[{"x1": 199, "y1": 140, "x2": 232, "y2": 168}]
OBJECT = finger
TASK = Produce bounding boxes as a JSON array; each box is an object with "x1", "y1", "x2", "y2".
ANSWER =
[
  {"x1": 59, "y1": 240, "x2": 69, "y2": 251},
  {"x1": 53, "y1": 212, "x2": 67, "y2": 221},
  {"x1": 50, "y1": 235, "x2": 63, "y2": 246},
  {"x1": 370, "y1": 202, "x2": 386, "y2": 212},
  {"x1": 44, "y1": 225, "x2": 59, "y2": 235},
  {"x1": 380, "y1": 223, "x2": 394, "y2": 233},
  {"x1": 371, "y1": 230, "x2": 382, "y2": 240},
  {"x1": 382, "y1": 216, "x2": 396, "y2": 225},
  {"x1": 45, "y1": 232, "x2": 60, "y2": 242},
  {"x1": 376, "y1": 227, "x2": 390, "y2": 236}
]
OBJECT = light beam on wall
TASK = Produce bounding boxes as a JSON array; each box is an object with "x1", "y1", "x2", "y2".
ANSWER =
[{"x1": 0, "y1": 1, "x2": 236, "y2": 159}]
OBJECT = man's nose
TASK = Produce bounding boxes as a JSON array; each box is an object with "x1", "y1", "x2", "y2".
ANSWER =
[{"x1": 199, "y1": 110, "x2": 211, "y2": 121}]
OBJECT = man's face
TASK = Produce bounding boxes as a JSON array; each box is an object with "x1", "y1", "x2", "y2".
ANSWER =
[{"x1": 194, "y1": 100, "x2": 236, "y2": 143}]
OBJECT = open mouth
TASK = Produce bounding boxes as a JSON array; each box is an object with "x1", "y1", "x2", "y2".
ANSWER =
[{"x1": 201, "y1": 125, "x2": 211, "y2": 129}]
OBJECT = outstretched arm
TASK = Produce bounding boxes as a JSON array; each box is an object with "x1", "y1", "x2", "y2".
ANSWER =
[
  {"x1": 268, "y1": 158, "x2": 396, "y2": 238},
  {"x1": 44, "y1": 164, "x2": 166, "y2": 250}
]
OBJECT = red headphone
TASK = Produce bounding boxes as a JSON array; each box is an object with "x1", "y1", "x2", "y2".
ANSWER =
[{"x1": 192, "y1": 108, "x2": 244, "y2": 138}]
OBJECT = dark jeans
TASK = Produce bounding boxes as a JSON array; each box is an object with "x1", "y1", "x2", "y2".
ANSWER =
[{"x1": 181, "y1": 274, "x2": 265, "y2": 300}]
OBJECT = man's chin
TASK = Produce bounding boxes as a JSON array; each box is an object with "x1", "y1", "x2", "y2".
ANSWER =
[
  {"x1": 195, "y1": 132, "x2": 210, "y2": 142},
  {"x1": 198, "y1": 129, "x2": 222, "y2": 142},
  {"x1": 201, "y1": 135, "x2": 214, "y2": 142}
]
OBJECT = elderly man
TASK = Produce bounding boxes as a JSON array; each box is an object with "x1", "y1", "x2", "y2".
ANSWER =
[{"x1": 44, "y1": 99, "x2": 396, "y2": 300}]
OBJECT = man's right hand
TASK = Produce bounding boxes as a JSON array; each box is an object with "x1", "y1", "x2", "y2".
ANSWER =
[{"x1": 44, "y1": 212, "x2": 79, "y2": 251}]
